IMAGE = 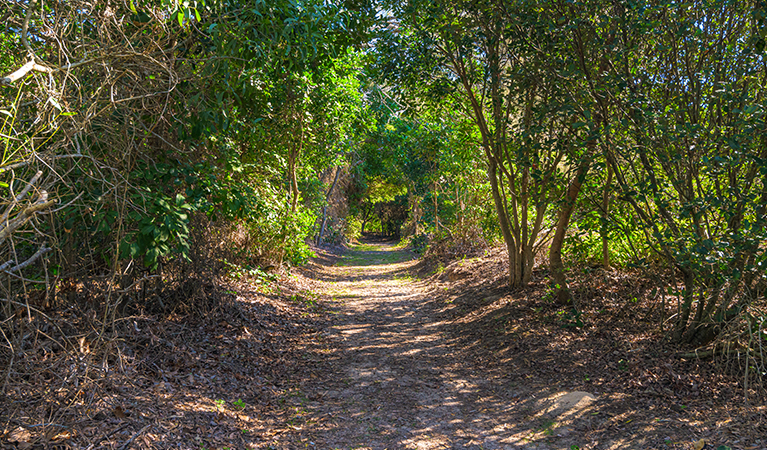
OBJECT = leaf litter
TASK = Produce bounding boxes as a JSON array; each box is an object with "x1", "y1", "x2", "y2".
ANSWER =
[{"x1": 2, "y1": 239, "x2": 766, "y2": 449}]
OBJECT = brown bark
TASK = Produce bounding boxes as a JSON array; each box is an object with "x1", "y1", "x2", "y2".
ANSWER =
[
  {"x1": 288, "y1": 114, "x2": 303, "y2": 213},
  {"x1": 601, "y1": 164, "x2": 613, "y2": 269},
  {"x1": 317, "y1": 166, "x2": 342, "y2": 245},
  {"x1": 550, "y1": 155, "x2": 591, "y2": 304},
  {"x1": 433, "y1": 180, "x2": 439, "y2": 231},
  {"x1": 673, "y1": 270, "x2": 696, "y2": 342},
  {"x1": 488, "y1": 156, "x2": 520, "y2": 286}
]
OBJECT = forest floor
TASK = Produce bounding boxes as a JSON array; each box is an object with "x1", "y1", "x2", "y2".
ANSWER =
[
  {"x1": 273, "y1": 240, "x2": 766, "y2": 450},
  {"x1": 3, "y1": 238, "x2": 767, "y2": 449}
]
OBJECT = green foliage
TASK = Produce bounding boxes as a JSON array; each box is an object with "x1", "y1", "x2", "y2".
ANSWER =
[
  {"x1": 120, "y1": 189, "x2": 193, "y2": 271},
  {"x1": 558, "y1": 308, "x2": 585, "y2": 329},
  {"x1": 344, "y1": 216, "x2": 363, "y2": 242},
  {"x1": 279, "y1": 208, "x2": 318, "y2": 265},
  {"x1": 89, "y1": 156, "x2": 319, "y2": 271},
  {"x1": 351, "y1": 90, "x2": 493, "y2": 249},
  {"x1": 409, "y1": 233, "x2": 429, "y2": 254},
  {"x1": 222, "y1": 260, "x2": 277, "y2": 283},
  {"x1": 8, "y1": 0, "x2": 767, "y2": 352},
  {"x1": 567, "y1": 206, "x2": 648, "y2": 267}
]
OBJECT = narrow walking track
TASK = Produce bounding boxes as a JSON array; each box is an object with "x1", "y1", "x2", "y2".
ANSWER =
[{"x1": 286, "y1": 241, "x2": 590, "y2": 450}]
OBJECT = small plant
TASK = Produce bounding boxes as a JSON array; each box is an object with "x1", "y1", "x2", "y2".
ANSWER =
[
  {"x1": 542, "y1": 286, "x2": 558, "y2": 303},
  {"x1": 410, "y1": 233, "x2": 429, "y2": 253},
  {"x1": 538, "y1": 419, "x2": 556, "y2": 436},
  {"x1": 289, "y1": 290, "x2": 320, "y2": 308},
  {"x1": 618, "y1": 359, "x2": 628, "y2": 371},
  {"x1": 214, "y1": 399, "x2": 225, "y2": 411},
  {"x1": 558, "y1": 307, "x2": 585, "y2": 328},
  {"x1": 221, "y1": 260, "x2": 277, "y2": 283},
  {"x1": 233, "y1": 399, "x2": 246, "y2": 409}
]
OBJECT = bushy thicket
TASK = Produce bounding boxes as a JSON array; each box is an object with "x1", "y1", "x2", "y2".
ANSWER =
[{"x1": 0, "y1": 0, "x2": 373, "y2": 432}]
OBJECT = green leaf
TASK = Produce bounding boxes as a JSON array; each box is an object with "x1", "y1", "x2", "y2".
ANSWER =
[
  {"x1": 130, "y1": 0, "x2": 137, "y2": 14},
  {"x1": 177, "y1": 10, "x2": 184, "y2": 27},
  {"x1": 119, "y1": 241, "x2": 132, "y2": 258},
  {"x1": 136, "y1": 11, "x2": 151, "y2": 22}
]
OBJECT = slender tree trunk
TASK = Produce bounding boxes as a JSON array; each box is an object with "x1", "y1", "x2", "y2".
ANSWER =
[
  {"x1": 673, "y1": 270, "x2": 697, "y2": 342},
  {"x1": 601, "y1": 164, "x2": 613, "y2": 268},
  {"x1": 457, "y1": 185, "x2": 463, "y2": 230},
  {"x1": 289, "y1": 114, "x2": 303, "y2": 213},
  {"x1": 550, "y1": 155, "x2": 591, "y2": 304},
  {"x1": 446, "y1": 19, "x2": 519, "y2": 287},
  {"x1": 410, "y1": 191, "x2": 421, "y2": 235},
  {"x1": 317, "y1": 166, "x2": 342, "y2": 245},
  {"x1": 488, "y1": 156, "x2": 520, "y2": 286},
  {"x1": 433, "y1": 180, "x2": 439, "y2": 231}
]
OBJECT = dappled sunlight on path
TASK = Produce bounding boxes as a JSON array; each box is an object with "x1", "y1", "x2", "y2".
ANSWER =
[{"x1": 284, "y1": 240, "x2": 600, "y2": 450}]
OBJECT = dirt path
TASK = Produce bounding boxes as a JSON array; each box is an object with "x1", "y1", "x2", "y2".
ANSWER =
[
  {"x1": 5, "y1": 242, "x2": 763, "y2": 449},
  {"x1": 286, "y1": 242, "x2": 590, "y2": 450}
]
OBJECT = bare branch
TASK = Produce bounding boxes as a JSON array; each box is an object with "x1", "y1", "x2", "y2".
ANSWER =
[
  {"x1": 0, "y1": 194, "x2": 57, "y2": 243},
  {"x1": 0, "y1": 60, "x2": 54, "y2": 86},
  {"x1": 2, "y1": 244, "x2": 52, "y2": 273}
]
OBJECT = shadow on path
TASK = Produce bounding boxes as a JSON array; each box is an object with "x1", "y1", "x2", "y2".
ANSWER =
[{"x1": 281, "y1": 241, "x2": 610, "y2": 450}]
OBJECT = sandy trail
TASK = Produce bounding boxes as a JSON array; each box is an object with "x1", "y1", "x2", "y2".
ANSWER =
[{"x1": 288, "y1": 242, "x2": 578, "y2": 450}]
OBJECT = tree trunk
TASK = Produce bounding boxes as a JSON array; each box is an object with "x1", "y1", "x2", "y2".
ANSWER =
[
  {"x1": 317, "y1": 166, "x2": 342, "y2": 245},
  {"x1": 433, "y1": 180, "x2": 439, "y2": 231},
  {"x1": 487, "y1": 156, "x2": 520, "y2": 287},
  {"x1": 550, "y1": 156, "x2": 591, "y2": 304},
  {"x1": 601, "y1": 164, "x2": 613, "y2": 269},
  {"x1": 673, "y1": 270, "x2": 697, "y2": 342},
  {"x1": 288, "y1": 108, "x2": 305, "y2": 213},
  {"x1": 446, "y1": 17, "x2": 520, "y2": 288},
  {"x1": 410, "y1": 190, "x2": 421, "y2": 235}
]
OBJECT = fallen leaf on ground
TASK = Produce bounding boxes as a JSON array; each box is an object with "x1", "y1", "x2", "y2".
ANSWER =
[
  {"x1": 8, "y1": 427, "x2": 31, "y2": 442},
  {"x1": 113, "y1": 406, "x2": 128, "y2": 420}
]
